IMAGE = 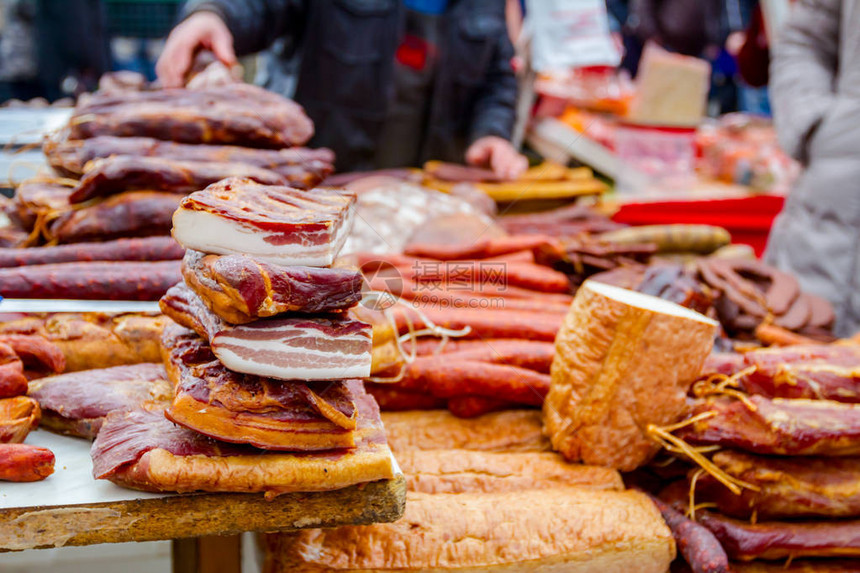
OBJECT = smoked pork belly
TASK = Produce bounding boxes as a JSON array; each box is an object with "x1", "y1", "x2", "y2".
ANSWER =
[
  {"x1": 161, "y1": 324, "x2": 360, "y2": 450},
  {"x1": 160, "y1": 283, "x2": 372, "y2": 381},
  {"x1": 91, "y1": 394, "x2": 395, "y2": 495},
  {"x1": 28, "y1": 363, "x2": 172, "y2": 439},
  {"x1": 182, "y1": 249, "x2": 363, "y2": 324},
  {"x1": 171, "y1": 178, "x2": 355, "y2": 267}
]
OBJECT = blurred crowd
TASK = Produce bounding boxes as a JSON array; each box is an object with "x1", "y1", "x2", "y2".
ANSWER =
[{"x1": 0, "y1": 0, "x2": 769, "y2": 115}]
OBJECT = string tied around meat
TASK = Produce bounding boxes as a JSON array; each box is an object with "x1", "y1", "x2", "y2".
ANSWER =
[
  {"x1": 691, "y1": 365, "x2": 759, "y2": 411},
  {"x1": 362, "y1": 291, "x2": 471, "y2": 383},
  {"x1": 647, "y1": 412, "x2": 760, "y2": 497}
]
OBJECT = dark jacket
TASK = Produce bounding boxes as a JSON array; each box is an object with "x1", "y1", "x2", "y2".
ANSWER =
[{"x1": 182, "y1": 0, "x2": 517, "y2": 172}]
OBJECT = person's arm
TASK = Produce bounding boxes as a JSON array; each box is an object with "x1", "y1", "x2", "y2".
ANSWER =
[
  {"x1": 179, "y1": 0, "x2": 301, "y2": 57},
  {"x1": 157, "y1": 0, "x2": 303, "y2": 87},
  {"x1": 769, "y1": 0, "x2": 840, "y2": 164},
  {"x1": 465, "y1": 31, "x2": 527, "y2": 180}
]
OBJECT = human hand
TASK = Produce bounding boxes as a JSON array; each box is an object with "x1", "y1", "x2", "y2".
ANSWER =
[
  {"x1": 465, "y1": 136, "x2": 528, "y2": 180},
  {"x1": 156, "y1": 11, "x2": 237, "y2": 88}
]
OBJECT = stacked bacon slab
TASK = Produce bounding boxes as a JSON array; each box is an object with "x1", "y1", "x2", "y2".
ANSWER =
[
  {"x1": 655, "y1": 341, "x2": 860, "y2": 571},
  {"x1": 90, "y1": 177, "x2": 396, "y2": 496},
  {"x1": 0, "y1": 83, "x2": 334, "y2": 301}
]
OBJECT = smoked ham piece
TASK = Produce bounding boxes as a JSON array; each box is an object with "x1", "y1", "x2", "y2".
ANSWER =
[
  {"x1": 162, "y1": 324, "x2": 361, "y2": 450},
  {"x1": 68, "y1": 83, "x2": 314, "y2": 148},
  {"x1": 0, "y1": 313, "x2": 169, "y2": 372},
  {"x1": 171, "y1": 178, "x2": 355, "y2": 267},
  {"x1": 678, "y1": 395, "x2": 860, "y2": 456},
  {"x1": 47, "y1": 191, "x2": 181, "y2": 244},
  {"x1": 264, "y1": 489, "x2": 675, "y2": 573},
  {"x1": 69, "y1": 156, "x2": 287, "y2": 203},
  {"x1": 43, "y1": 135, "x2": 334, "y2": 187},
  {"x1": 160, "y1": 283, "x2": 372, "y2": 381},
  {"x1": 544, "y1": 280, "x2": 717, "y2": 471},
  {"x1": 694, "y1": 451, "x2": 860, "y2": 519},
  {"x1": 0, "y1": 396, "x2": 40, "y2": 443},
  {"x1": 181, "y1": 250, "x2": 363, "y2": 324},
  {"x1": 28, "y1": 363, "x2": 172, "y2": 439},
  {"x1": 91, "y1": 398, "x2": 396, "y2": 496}
]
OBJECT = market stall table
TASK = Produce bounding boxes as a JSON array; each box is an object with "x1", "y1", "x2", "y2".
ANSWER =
[{"x1": 0, "y1": 430, "x2": 406, "y2": 572}]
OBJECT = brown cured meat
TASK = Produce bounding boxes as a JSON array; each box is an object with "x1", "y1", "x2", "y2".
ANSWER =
[
  {"x1": 28, "y1": 363, "x2": 172, "y2": 439},
  {"x1": 70, "y1": 156, "x2": 287, "y2": 203},
  {"x1": 695, "y1": 510, "x2": 860, "y2": 561},
  {"x1": 10, "y1": 180, "x2": 73, "y2": 231},
  {"x1": 648, "y1": 495, "x2": 730, "y2": 573},
  {"x1": 392, "y1": 357, "x2": 550, "y2": 406},
  {"x1": 698, "y1": 258, "x2": 801, "y2": 318},
  {"x1": 0, "y1": 443, "x2": 54, "y2": 481},
  {"x1": 43, "y1": 135, "x2": 334, "y2": 185},
  {"x1": 391, "y1": 305, "x2": 563, "y2": 342},
  {"x1": 446, "y1": 395, "x2": 517, "y2": 418},
  {"x1": 741, "y1": 343, "x2": 860, "y2": 403},
  {"x1": 701, "y1": 352, "x2": 746, "y2": 378},
  {"x1": 0, "y1": 313, "x2": 169, "y2": 372},
  {"x1": 0, "y1": 260, "x2": 180, "y2": 300},
  {"x1": 0, "y1": 342, "x2": 28, "y2": 398},
  {"x1": 0, "y1": 334, "x2": 65, "y2": 376},
  {"x1": 91, "y1": 399, "x2": 395, "y2": 496},
  {"x1": 404, "y1": 235, "x2": 561, "y2": 261},
  {"x1": 694, "y1": 451, "x2": 860, "y2": 519},
  {"x1": 0, "y1": 237, "x2": 185, "y2": 268},
  {"x1": 364, "y1": 384, "x2": 446, "y2": 411},
  {"x1": 730, "y1": 560, "x2": 860, "y2": 572},
  {"x1": 69, "y1": 84, "x2": 314, "y2": 148},
  {"x1": 678, "y1": 395, "x2": 860, "y2": 456},
  {"x1": 437, "y1": 340, "x2": 556, "y2": 374},
  {"x1": 162, "y1": 324, "x2": 360, "y2": 450},
  {"x1": 0, "y1": 396, "x2": 41, "y2": 443},
  {"x1": 181, "y1": 250, "x2": 362, "y2": 324},
  {"x1": 47, "y1": 192, "x2": 181, "y2": 244},
  {"x1": 160, "y1": 283, "x2": 372, "y2": 380},
  {"x1": 172, "y1": 178, "x2": 356, "y2": 267}
]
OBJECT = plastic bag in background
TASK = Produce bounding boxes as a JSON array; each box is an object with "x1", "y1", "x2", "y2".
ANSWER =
[{"x1": 525, "y1": 0, "x2": 621, "y2": 73}]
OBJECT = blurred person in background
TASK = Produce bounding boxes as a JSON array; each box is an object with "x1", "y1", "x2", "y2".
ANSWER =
[
  {"x1": 0, "y1": 0, "x2": 109, "y2": 103},
  {"x1": 766, "y1": 0, "x2": 860, "y2": 336},
  {"x1": 157, "y1": 1, "x2": 528, "y2": 177}
]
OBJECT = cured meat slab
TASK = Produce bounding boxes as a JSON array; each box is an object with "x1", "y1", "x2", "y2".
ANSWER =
[
  {"x1": 47, "y1": 191, "x2": 181, "y2": 244},
  {"x1": 69, "y1": 84, "x2": 314, "y2": 148},
  {"x1": 70, "y1": 156, "x2": 287, "y2": 203},
  {"x1": 0, "y1": 313, "x2": 169, "y2": 372},
  {"x1": 92, "y1": 397, "x2": 396, "y2": 496},
  {"x1": 161, "y1": 283, "x2": 372, "y2": 381},
  {"x1": 162, "y1": 324, "x2": 360, "y2": 450},
  {"x1": 544, "y1": 280, "x2": 717, "y2": 471},
  {"x1": 182, "y1": 250, "x2": 363, "y2": 324},
  {"x1": 171, "y1": 178, "x2": 355, "y2": 267},
  {"x1": 28, "y1": 363, "x2": 172, "y2": 439},
  {"x1": 694, "y1": 450, "x2": 860, "y2": 519},
  {"x1": 43, "y1": 135, "x2": 334, "y2": 187},
  {"x1": 678, "y1": 395, "x2": 860, "y2": 456},
  {"x1": 10, "y1": 180, "x2": 73, "y2": 231}
]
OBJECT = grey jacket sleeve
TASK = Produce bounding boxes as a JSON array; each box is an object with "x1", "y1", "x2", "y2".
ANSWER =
[
  {"x1": 180, "y1": 0, "x2": 303, "y2": 56},
  {"x1": 769, "y1": 0, "x2": 841, "y2": 164},
  {"x1": 468, "y1": 33, "x2": 518, "y2": 144}
]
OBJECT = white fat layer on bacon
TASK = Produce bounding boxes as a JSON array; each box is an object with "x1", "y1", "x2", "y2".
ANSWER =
[
  {"x1": 211, "y1": 329, "x2": 372, "y2": 381},
  {"x1": 171, "y1": 207, "x2": 354, "y2": 267}
]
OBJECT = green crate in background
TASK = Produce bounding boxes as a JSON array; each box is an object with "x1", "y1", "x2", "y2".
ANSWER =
[{"x1": 105, "y1": 0, "x2": 182, "y2": 39}]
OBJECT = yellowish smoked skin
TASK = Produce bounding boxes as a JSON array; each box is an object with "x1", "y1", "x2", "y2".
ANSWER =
[
  {"x1": 544, "y1": 282, "x2": 716, "y2": 471},
  {"x1": 264, "y1": 488, "x2": 675, "y2": 572},
  {"x1": 397, "y1": 449, "x2": 623, "y2": 494}
]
